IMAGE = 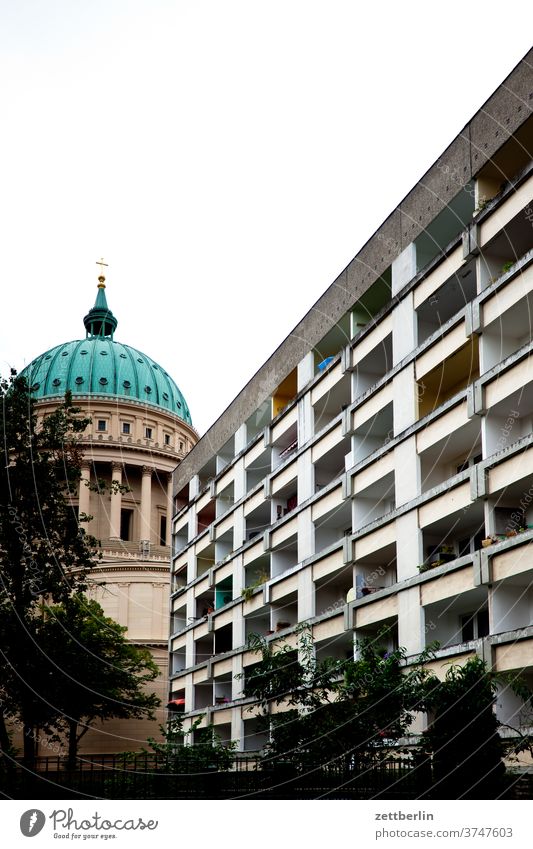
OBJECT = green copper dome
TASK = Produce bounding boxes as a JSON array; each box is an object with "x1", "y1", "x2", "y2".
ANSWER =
[{"x1": 20, "y1": 281, "x2": 192, "y2": 425}]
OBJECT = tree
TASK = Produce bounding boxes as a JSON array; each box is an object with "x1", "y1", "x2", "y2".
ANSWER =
[
  {"x1": 0, "y1": 372, "x2": 99, "y2": 765},
  {"x1": 36, "y1": 593, "x2": 161, "y2": 769},
  {"x1": 243, "y1": 624, "x2": 432, "y2": 771},
  {"x1": 240, "y1": 626, "x2": 430, "y2": 771},
  {"x1": 421, "y1": 657, "x2": 508, "y2": 798}
]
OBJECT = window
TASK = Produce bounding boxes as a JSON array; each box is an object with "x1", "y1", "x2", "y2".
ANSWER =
[
  {"x1": 145, "y1": 427, "x2": 153, "y2": 439},
  {"x1": 122, "y1": 422, "x2": 131, "y2": 435},
  {"x1": 461, "y1": 610, "x2": 489, "y2": 642},
  {"x1": 97, "y1": 420, "x2": 107, "y2": 432},
  {"x1": 179, "y1": 441, "x2": 184, "y2": 451},
  {"x1": 164, "y1": 434, "x2": 171, "y2": 445},
  {"x1": 160, "y1": 516, "x2": 167, "y2": 546},
  {"x1": 120, "y1": 509, "x2": 133, "y2": 541}
]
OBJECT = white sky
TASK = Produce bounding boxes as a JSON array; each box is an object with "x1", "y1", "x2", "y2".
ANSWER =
[{"x1": 1, "y1": 1, "x2": 532, "y2": 436}]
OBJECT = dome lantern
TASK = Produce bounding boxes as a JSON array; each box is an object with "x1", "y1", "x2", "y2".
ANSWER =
[
  {"x1": 83, "y1": 275, "x2": 118, "y2": 340},
  {"x1": 20, "y1": 269, "x2": 192, "y2": 425}
]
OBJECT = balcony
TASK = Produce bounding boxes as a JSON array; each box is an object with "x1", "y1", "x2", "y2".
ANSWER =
[{"x1": 99, "y1": 538, "x2": 171, "y2": 562}]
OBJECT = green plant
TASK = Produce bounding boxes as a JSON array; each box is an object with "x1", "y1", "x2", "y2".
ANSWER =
[
  {"x1": 238, "y1": 625, "x2": 435, "y2": 771},
  {"x1": 240, "y1": 570, "x2": 269, "y2": 602},
  {"x1": 418, "y1": 560, "x2": 443, "y2": 572},
  {"x1": 37, "y1": 593, "x2": 160, "y2": 769},
  {"x1": 501, "y1": 261, "x2": 514, "y2": 274},
  {"x1": 146, "y1": 714, "x2": 236, "y2": 773}
]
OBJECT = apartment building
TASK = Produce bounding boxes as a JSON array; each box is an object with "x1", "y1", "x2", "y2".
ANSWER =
[{"x1": 170, "y1": 52, "x2": 533, "y2": 750}]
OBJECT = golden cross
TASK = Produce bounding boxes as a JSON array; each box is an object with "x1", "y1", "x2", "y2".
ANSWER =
[{"x1": 96, "y1": 257, "x2": 108, "y2": 275}]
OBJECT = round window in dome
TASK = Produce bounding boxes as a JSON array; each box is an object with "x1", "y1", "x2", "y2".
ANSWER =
[
  {"x1": 123, "y1": 380, "x2": 131, "y2": 389},
  {"x1": 137, "y1": 358, "x2": 143, "y2": 363},
  {"x1": 31, "y1": 382, "x2": 40, "y2": 391},
  {"x1": 80, "y1": 350, "x2": 88, "y2": 355},
  {"x1": 100, "y1": 351, "x2": 108, "y2": 356},
  {"x1": 61, "y1": 351, "x2": 69, "y2": 357},
  {"x1": 176, "y1": 400, "x2": 182, "y2": 408},
  {"x1": 75, "y1": 376, "x2": 84, "y2": 385},
  {"x1": 52, "y1": 378, "x2": 61, "y2": 387},
  {"x1": 45, "y1": 355, "x2": 52, "y2": 360},
  {"x1": 99, "y1": 377, "x2": 108, "y2": 385},
  {"x1": 119, "y1": 353, "x2": 127, "y2": 359},
  {"x1": 144, "y1": 386, "x2": 152, "y2": 394},
  {"x1": 162, "y1": 392, "x2": 169, "y2": 401}
]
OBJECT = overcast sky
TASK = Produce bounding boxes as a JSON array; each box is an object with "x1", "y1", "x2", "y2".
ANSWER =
[{"x1": 1, "y1": 1, "x2": 532, "y2": 436}]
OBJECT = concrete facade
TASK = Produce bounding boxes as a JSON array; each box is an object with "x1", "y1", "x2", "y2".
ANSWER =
[{"x1": 170, "y1": 54, "x2": 533, "y2": 752}]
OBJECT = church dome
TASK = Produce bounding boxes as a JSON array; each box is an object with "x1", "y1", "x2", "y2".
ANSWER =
[{"x1": 20, "y1": 277, "x2": 192, "y2": 425}]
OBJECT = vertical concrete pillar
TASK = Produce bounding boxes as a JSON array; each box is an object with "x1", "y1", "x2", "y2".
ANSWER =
[
  {"x1": 233, "y1": 505, "x2": 245, "y2": 550},
  {"x1": 184, "y1": 671, "x2": 194, "y2": 712},
  {"x1": 297, "y1": 351, "x2": 315, "y2": 392},
  {"x1": 396, "y1": 512, "x2": 423, "y2": 582},
  {"x1": 394, "y1": 437, "x2": 420, "y2": 507},
  {"x1": 297, "y1": 449, "x2": 314, "y2": 504},
  {"x1": 392, "y1": 244, "x2": 418, "y2": 365},
  {"x1": 232, "y1": 653, "x2": 244, "y2": 710},
  {"x1": 188, "y1": 502, "x2": 197, "y2": 543},
  {"x1": 298, "y1": 394, "x2": 314, "y2": 447},
  {"x1": 234, "y1": 423, "x2": 248, "y2": 455},
  {"x1": 397, "y1": 586, "x2": 424, "y2": 656},
  {"x1": 297, "y1": 506, "x2": 314, "y2": 562},
  {"x1": 233, "y1": 457, "x2": 246, "y2": 501},
  {"x1": 392, "y1": 291, "x2": 417, "y2": 365},
  {"x1": 393, "y1": 364, "x2": 418, "y2": 435},
  {"x1": 298, "y1": 567, "x2": 315, "y2": 621},
  {"x1": 232, "y1": 554, "x2": 244, "y2": 600},
  {"x1": 189, "y1": 474, "x2": 201, "y2": 500},
  {"x1": 109, "y1": 462, "x2": 123, "y2": 539},
  {"x1": 140, "y1": 465, "x2": 153, "y2": 543},
  {"x1": 187, "y1": 548, "x2": 196, "y2": 584},
  {"x1": 185, "y1": 630, "x2": 194, "y2": 671},
  {"x1": 391, "y1": 243, "x2": 417, "y2": 297}
]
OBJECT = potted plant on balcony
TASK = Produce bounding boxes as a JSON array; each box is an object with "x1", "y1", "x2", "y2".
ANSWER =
[{"x1": 481, "y1": 535, "x2": 497, "y2": 547}]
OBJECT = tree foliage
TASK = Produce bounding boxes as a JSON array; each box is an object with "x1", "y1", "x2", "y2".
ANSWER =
[
  {"x1": 241, "y1": 627, "x2": 533, "y2": 798},
  {"x1": 421, "y1": 657, "x2": 509, "y2": 798},
  {"x1": 0, "y1": 372, "x2": 103, "y2": 763},
  {"x1": 0, "y1": 373, "x2": 136, "y2": 768},
  {"x1": 35, "y1": 593, "x2": 160, "y2": 769},
  {"x1": 242, "y1": 626, "x2": 431, "y2": 771}
]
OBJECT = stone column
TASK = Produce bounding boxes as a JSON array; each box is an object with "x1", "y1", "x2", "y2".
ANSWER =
[
  {"x1": 109, "y1": 462, "x2": 123, "y2": 539},
  {"x1": 140, "y1": 465, "x2": 153, "y2": 543},
  {"x1": 78, "y1": 462, "x2": 91, "y2": 521},
  {"x1": 166, "y1": 473, "x2": 173, "y2": 546}
]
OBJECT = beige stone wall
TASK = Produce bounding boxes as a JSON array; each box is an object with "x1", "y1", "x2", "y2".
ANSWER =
[
  {"x1": 90, "y1": 566, "x2": 169, "y2": 643},
  {"x1": 77, "y1": 647, "x2": 169, "y2": 756}
]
